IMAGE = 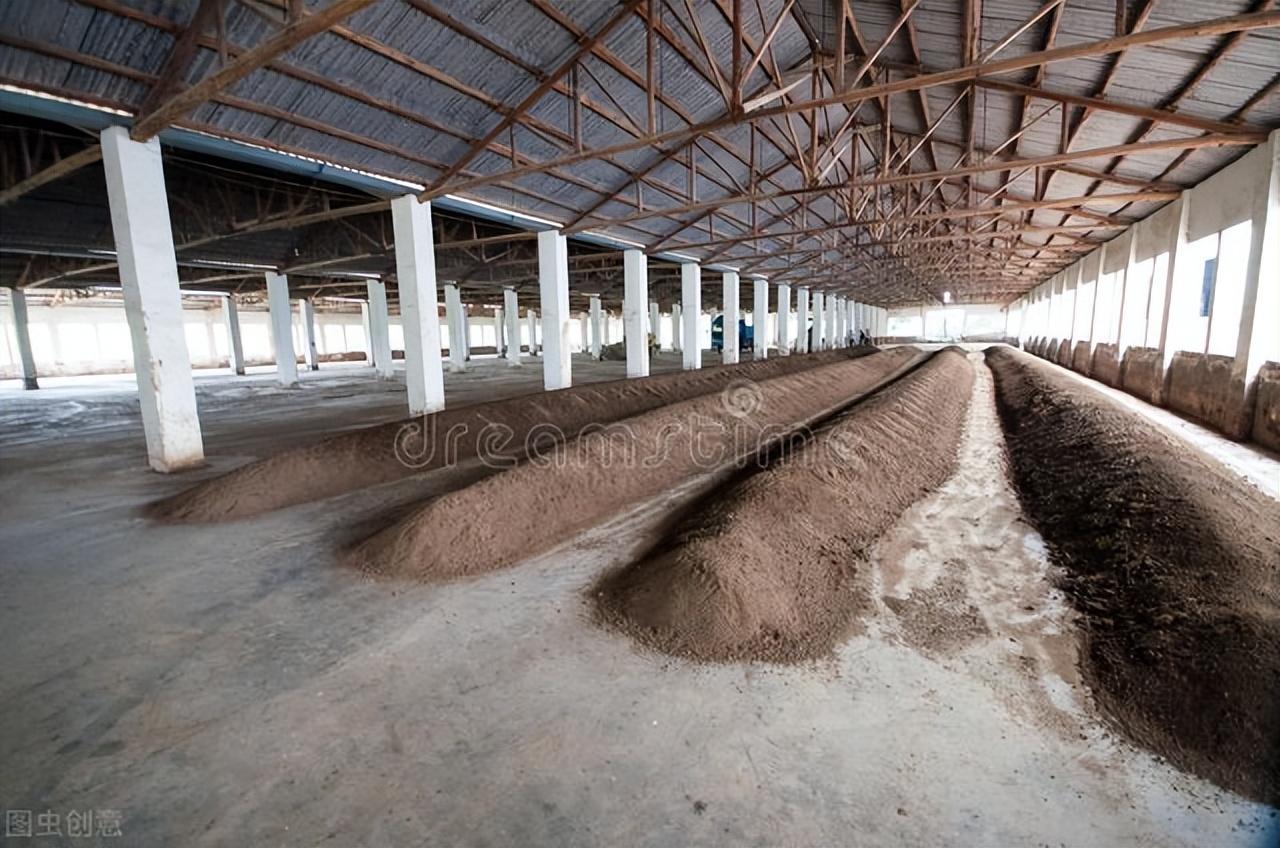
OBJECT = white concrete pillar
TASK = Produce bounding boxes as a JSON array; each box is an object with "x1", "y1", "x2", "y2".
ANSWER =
[
  {"x1": 299, "y1": 298, "x2": 319, "y2": 370},
  {"x1": 503, "y1": 288, "x2": 522, "y2": 365},
  {"x1": 360, "y1": 301, "x2": 373, "y2": 364},
  {"x1": 671, "y1": 304, "x2": 682, "y2": 352},
  {"x1": 776, "y1": 282, "x2": 791, "y2": 355},
  {"x1": 588, "y1": 294, "x2": 603, "y2": 359},
  {"x1": 796, "y1": 287, "x2": 810, "y2": 354},
  {"x1": 812, "y1": 291, "x2": 825, "y2": 351},
  {"x1": 827, "y1": 294, "x2": 839, "y2": 348},
  {"x1": 101, "y1": 126, "x2": 203, "y2": 471},
  {"x1": 722, "y1": 270, "x2": 740, "y2": 365},
  {"x1": 222, "y1": 294, "x2": 245, "y2": 375},
  {"x1": 537, "y1": 229, "x2": 572, "y2": 391},
  {"x1": 648, "y1": 300, "x2": 660, "y2": 347},
  {"x1": 579, "y1": 311, "x2": 589, "y2": 353},
  {"x1": 527, "y1": 309, "x2": 538, "y2": 356},
  {"x1": 753, "y1": 277, "x2": 769, "y2": 361},
  {"x1": 622, "y1": 249, "x2": 650, "y2": 378},
  {"x1": 1227, "y1": 129, "x2": 1280, "y2": 436},
  {"x1": 443, "y1": 282, "x2": 466, "y2": 372},
  {"x1": 391, "y1": 194, "x2": 445, "y2": 414},
  {"x1": 494, "y1": 306, "x2": 505, "y2": 356},
  {"x1": 7, "y1": 288, "x2": 38, "y2": 389},
  {"x1": 366, "y1": 279, "x2": 394, "y2": 379},
  {"x1": 265, "y1": 272, "x2": 298, "y2": 388},
  {"x1": 461, "y1": 308, "x2": 471, "y2": 359},
  {"x1": 681, "y1": 262, "x2": 701, "y2": 370}
]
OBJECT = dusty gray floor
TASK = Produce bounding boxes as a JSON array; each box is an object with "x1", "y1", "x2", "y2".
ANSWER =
[{"x1": 1, "y1": 351, "x2": 1277, "y2": 847}]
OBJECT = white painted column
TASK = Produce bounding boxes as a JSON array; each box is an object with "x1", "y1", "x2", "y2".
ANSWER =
[
  {"x1": 579, "y1": 312, "x2": 589, "y2": 353},
  {"x1": 753, "y1": 277, "x2": 769, "y2": 361},
  {"x1": 366, "y1": 279, "x2": 394, "y2": 379},
  {"x1": 681, "y1": 262, "x2": 701, "y2": 370},
  {"x1": 526, "y1": 309, "x2": 538, "y2": 356},
  {"x1": 776, "y1": 282, "x2": 790, "y2": 355},
  {"x1": 588, "y1": 294, "x2": 603, "y2": 359},
  {"x1": 537, "y1": 229, "x2": 572, "y2": 391},
  {"x1": 221, "y1": 294, "x2": 245, "y2": 375},
  {"x1": 671, "y1": 304, "x2": 682, "y2": 352},
  {"x1": 391, "y1": 194, "x2": 445, "y2": 414},
  {"x1": 722, "y1": 270, "x2": 740, "y2": 365},
  {"x1": 299, "y1": 298, "x2": 319, "y2": 370},
  {"x1": 827, "y1": 295, "x2": 839, "y2": 348},
  {"x1": 1227, "y1": 129, "x2": 1280, "y2": 436},
  {"x1": 622, "y1": 249, "x2": 650, "y2": 378},
  {"x1": 100, "y1": 127, "x2": 203, "y2": 471},
  {"x1": 7, "y1": 288, "x2": 38, "y2": 389},
  {"x1": 648, "y1": 300, "x2": 660, "y2": 347},
  {"x1": 812, "y1": 291, "x2": 825, "y2": 351},
  {"x1": 360, "y1": 301, "x2": 373, "y2": 364},
  {"x1": 503, "y1": 288, "x2": 522, "y2": 365},
  {"x1": 796, "y1": 287, "x2": 810, "y2": 354},
  {"x1": 443, "y1": 282, "x2": 466, "y2": 372},
  {"x1": 461, "y1": 308, "x2": 471, "y2": 359},
  {"x1": 264, "y1": 272, "x2": 299, "y2": 388},
  {"x1": 494, "y1": 306, "x2": 505, "y2": 356}
]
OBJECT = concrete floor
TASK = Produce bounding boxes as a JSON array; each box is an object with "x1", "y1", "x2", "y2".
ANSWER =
[{"x1": 2, "y1": 351, "x2": 1277, "y2": 846}]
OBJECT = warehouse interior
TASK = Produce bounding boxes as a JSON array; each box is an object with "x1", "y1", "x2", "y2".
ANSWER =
[{"x1": 1, "y1": 0, "x2": 1279, "y2": 844}]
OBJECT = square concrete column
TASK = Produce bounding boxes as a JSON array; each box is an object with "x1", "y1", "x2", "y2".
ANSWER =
[
  {"x1": 776, "y1": 283, "x2": 791, "y2": 355},
  {"x1": 527, "y1": 309, "x2": 538, "y2": 356},
  {"x1": 265, "y1": 272, "x2": 298, "y2": 388},
  {"x1": 537, "y1": 229, "x2": 572, "y2": 391},
  {"x1": 503, "y1": 288, "x2": 522, "y2": 365},
  {"x1": 579, "y1": 312, "x2": 588, "y2": 353},
  {"x1": 796, "y1": 287, "x2": 810, "y2": 354},
  {"x1": 1226, "y1": 129, "x2": 1280, "y2": 437},
  {"x1": 366, "y1": 279, "x2": 394, "y2": 379},
  {"x1": 7, "y1": 288, "x2": 39, "y2": 389},
  {"x1": 753, "y1": 277, "x2": 769, "y2": 361},
  {"x1": 681, "y1": 262, "x2": 701, "y2": 370},
  {"x1": 722, "y1": 270, "x2": 740, "y2": 365},
  {"x1": 622, "y1": 249, "x2": 650, "y2": 378},
  {"x1": 588, "y1": 294, "x2": 603, "y2": 359},
  {"x1": 812, "y1": 291, "x2": 825, "y2": 351},
  {"x1": 671, "y1": 304, "x2": 682, "y2": 352},
  {"x1": 100, "y1": 126, "x2": 203, "y2": 471},
  {"x1": 461, "y1": 308, "x2": 471, "y2": 359},
  {"x1": 648, "y1": 300, "x2": 660, "y2": 347},
  {"x1": 494, "y1": 306, "x2": 505, "y2": 355},
  {"x1": 391, "y1": 194, "x2": 445, "y2": 414},
  {"x1": 443, "y1": 282, "x2": 466, "y2": 372},
  {"x1": 222, "y1": 294, "x2": 245, "y2": 375},
  {"x1": 827, "y1": 295, "x2": 839, "y2": 348},
  {"x1": 360, "y1": 301, "x2": 373, "y2": 363},
  {"x1": 298, "y1": 298, "x2": 319, "y2": 370}
]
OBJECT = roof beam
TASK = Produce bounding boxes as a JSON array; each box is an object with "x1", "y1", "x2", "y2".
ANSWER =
[
  {"x1": 0, "y1": 144, "x2": 102, "y2": 207},
  {"x1": 130, "y1": 0, "x2": 377, "y2": 140}
]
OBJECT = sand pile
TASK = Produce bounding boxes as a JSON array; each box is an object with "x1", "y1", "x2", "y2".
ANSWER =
[
  {"x1": 152, "y1": 347, "x2": 871, "y2": 523},
  {"x1": 985, "y1": 346, "x2": 1280, "y2": 806},
  {"x1": 595, "y1": 347, "x2": 974, "y2": 663},
  {"x1": 347, "y1": 347, "x2": 927, "y2": 581}
]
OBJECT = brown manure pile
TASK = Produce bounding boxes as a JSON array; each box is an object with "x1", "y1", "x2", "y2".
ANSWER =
[
  {"x1": 152, "y1": 347, "x2": 869, "y2": 523},
  {"x1": 985, "y1": 346, "x2": 1280, "y2": 806},
  {"x1": 595, "y1": 347, "x2": 974, "y2": 663},
  {"x1": 347, "y1": 348, "x2": 927, "y2": 581}
]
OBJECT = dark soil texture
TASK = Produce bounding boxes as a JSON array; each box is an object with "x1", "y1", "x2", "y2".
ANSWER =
[
  {"x1": 347, "y1": 348, "x2": 927, "y2": 581},
  {"x1": 152, "y1": 347, "x2": 874, "y2": 523},
  {"x1": 986, "y1": 345, "x2": 1280, "y2": 807},
  {"x1": 595, "y1": 347, "x2": 974, "y2": 663}
]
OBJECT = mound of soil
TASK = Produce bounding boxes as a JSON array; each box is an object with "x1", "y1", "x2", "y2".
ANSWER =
[
  {"x1": 152, "y1": 347, "x2": 872, "y2": 523},
  {"x1": 595, "y1": 347, "x2": 974, "y2": 663},
  {"x1": 347, "y1": 348, "x2": 927, "y2": 581},
  {"x1": 985, "y1": 346, "x2": 1280, "y2": 806}
]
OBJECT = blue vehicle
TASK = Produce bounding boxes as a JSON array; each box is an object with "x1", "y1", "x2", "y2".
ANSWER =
[{"x1": 711, "y1": 314, "x2": 753, "y2": 352}]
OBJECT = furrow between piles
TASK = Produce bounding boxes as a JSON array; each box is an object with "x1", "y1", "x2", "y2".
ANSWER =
[
  {"x1": 347, "y1": 347, "x2": 928, "y2": 582},
  {"x1": 594, "y1": 347, "x2": 974, "y2": 663},
  {"x1": 985, "y1": 345, "x2": 1280, "y2": 807},
  {"x1": 152, "y1": 347, "x2": 874, "y2": 523}
]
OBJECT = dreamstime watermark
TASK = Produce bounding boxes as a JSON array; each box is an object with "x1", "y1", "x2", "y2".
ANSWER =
[{"x1": 391, "y1": 379, "x2": 861, "y2": 473}]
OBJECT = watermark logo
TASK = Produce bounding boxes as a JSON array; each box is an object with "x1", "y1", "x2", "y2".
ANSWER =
[{"x1": 720, "y1": 379, "x2": 763, "y2": 418}]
